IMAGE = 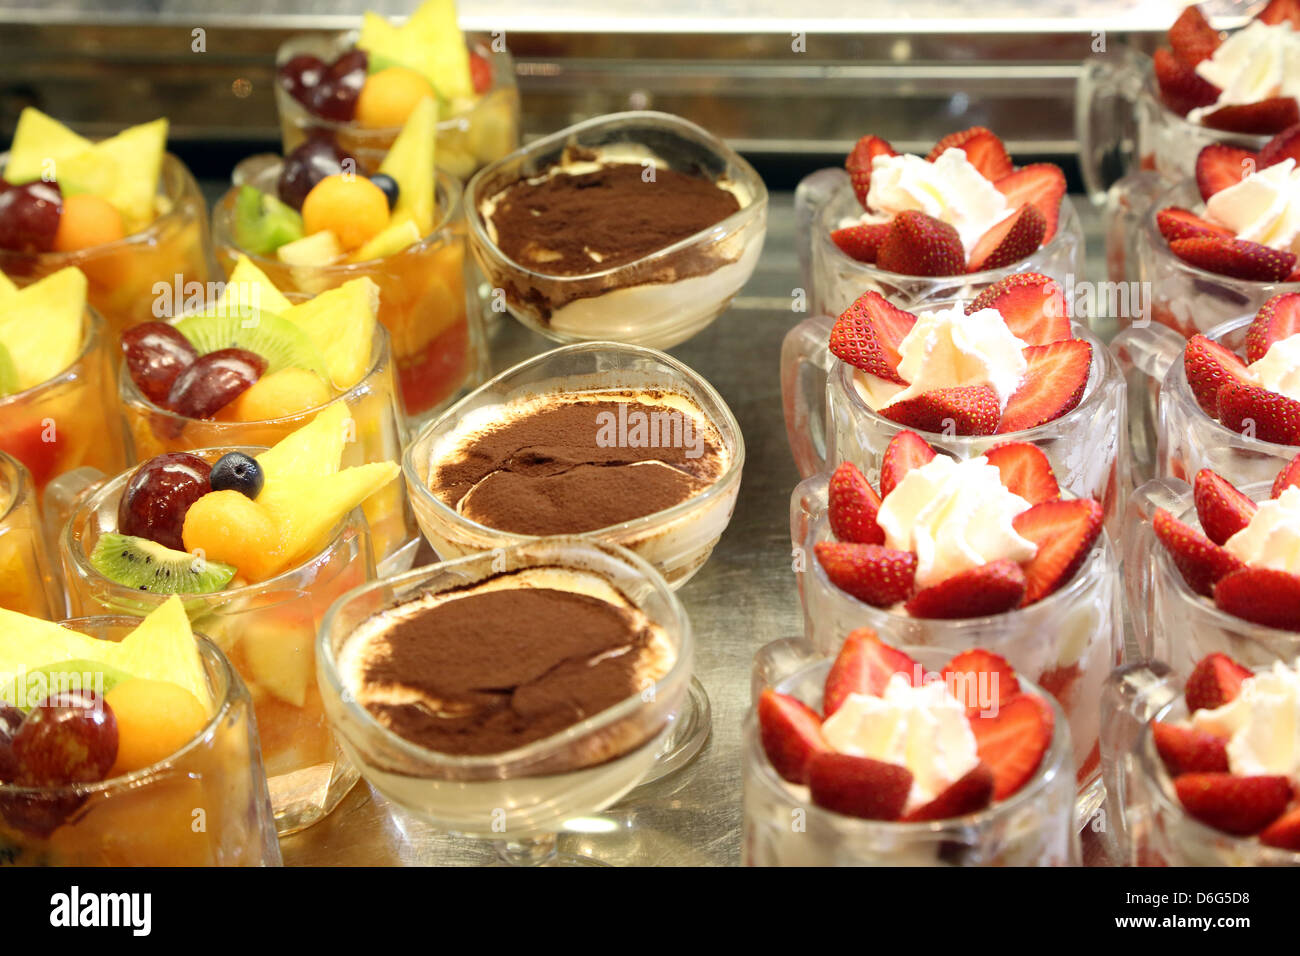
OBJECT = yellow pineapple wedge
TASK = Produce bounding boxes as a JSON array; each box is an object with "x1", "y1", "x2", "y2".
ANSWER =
[
  {"x1": 378, "y1": 96, "x2": 437, "y2": 237},
  {"x1": 57, "y1": 118, "x2": 169, "y2": 235},
  {"x1": 0, "y1": 267, "x2": 87, "y2": 390},
  {"x1": 281, "y1": 277, "x2": 379, "y2": 389},
  {"x1": 222, "y1": 255, "x2": 294, "y2": 315},
  {"x1": 4, "y1": 107, "x2": 93, "y2": 185}
]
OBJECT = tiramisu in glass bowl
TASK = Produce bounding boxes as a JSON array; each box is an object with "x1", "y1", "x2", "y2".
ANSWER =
[{"x1": 464, "y1": 111, "x2": 767, "y2": 349}]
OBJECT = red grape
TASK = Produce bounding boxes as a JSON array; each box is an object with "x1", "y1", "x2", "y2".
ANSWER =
[
  {"x1": 14, "y1": 690, "x2": 117, "y2": 787},
  {"x1": 117, "y1": 452, "x2": 212, "y2": 552},
  {"x1": 0, "y1": 704, "x2": 22, "y2": 783},
  {"x1": 277, "y1": 139, "x2": 358, "y2": 211},
  {"x1": 303, "y1": 49, "x2": 368, "y2": 123},
  {"x1": 0, "y1": 180, "x2": 62, "y2": 253},
  {"x1": 165, "y1": 348, "x2": 266, "y2": 421},
  {"x1": 279, "y1": 53, "x2": 327, "y2": 107},
  {"x1": 122, "y1": 322, "x2": 198, "y2": 405}
]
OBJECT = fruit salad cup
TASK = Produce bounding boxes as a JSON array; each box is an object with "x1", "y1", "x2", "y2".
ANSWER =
[
  {"x1": 213, "y1": 164, "x2": 484, "y2": 426},
  {"x1": 58, "y1": 446, "x2": 376, "y2": 834},
  {"x1": 0, "y1": 608, "x2": 281, "y2": 866},
  {"x1": 318, "y1": 537, "x2": 693, "y2": 866},
  {"x1": 744, "y1": 638, "x2": 1079, "y2": 866},
  {"x1": 0, "y1": 452, "x2": 61, "y2": 619}
]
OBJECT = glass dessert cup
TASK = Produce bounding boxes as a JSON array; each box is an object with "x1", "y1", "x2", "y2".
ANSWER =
[
  {"x1": 213, "y1": 162, "x2": 486, "y2": 428},
  {"x1": 792, "y1": 475, "x2": 1123, "y2": 823},
  {"x1": 57, "y1": 447, "x2": 375, "y2": 835},
  {"x1": 743, "y1": 639, "x2": 1079, "y2": 866},
  {"x1": 793, "y1": 168, "x2": 1083, "y2": 319},
  {"x1": 781, "y1": 304, "x2": 1129, "y2": 536},
  {"x1": 1101, "y1": 661, "x2": 1300, "y2": 866},
  {"x1": 1116, "y1": 312, "x2": 1300, "y2": 487},
  {"x1": 464, "y1": 110, "x2": 768, "y2": 350},
  {"x1": 118, "y1": 324, "x2": 418, "y2": 576},
  {"x1": 0, "y1": 452, "x2": 62, "y2": 619},
  {"x1": 0, "y1": 308, "x2": 125, "y2": 500},
  {"x1": 275, "y1": 31, "x2": 520, "y2": 183},
  {"x1": 0, "y1": 616, "x2": 280, "y2": 866},
  {"x1": 318, "y1": 537, "x2": 694, "y2": 866},
  {"x1": 0, "y1": 153, "x2": 214, "y2": 341}
]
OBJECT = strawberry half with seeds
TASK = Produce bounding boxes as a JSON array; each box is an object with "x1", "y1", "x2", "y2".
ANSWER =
[
  {"x1": 846, "y1": 134, "x2": 897, "y2": 208},
  {"x1": 940, "y1": 648, "x2": 1020, "y2": 714},
  {"x1": 880, "y1": 429, "x2": 936, "y2": 497},
  {"x1": 814, "y1": 541, "x2": 917, "y2": 608},
  {"x1": 1185, "y1": 651, "x2": 1253, "y2": 712},
  {"x1": 967, "y1": 204, "x2": 1046, "y2": 273},
  {"x1": 828, "y1": 461, "x2": 884, "y2": 545},
  {"x1": 1152, "y1": 721, "x2": 1230, "y2": 776},
  {"x1": 879, "y1": 384, "x2": 1000, "y2": 436},
  {"x1": 1012, "y1": 498, "x2": 1103, "y2": 605},
  {"x1": 822, "y1": 628, "x2": 920, "y2": 717},
  {"x1": 983, "y1": 442, "x2": 1060, "y2": 504},
  {"x1": 1156, "y1": 206, "x2": 1233, "y2": 242},
  {"x1": 808, "y1": 752, "x2": 913, "y2": 821},
  {"x1": 829, "y1": 290, "x2": 915, "y2": 385},
  {"x1": 1195, "y1": 143, "x2": 1257, "y2": 201},
  {"x1": 1193, "y1": 469, "x2": 1256, "y2": 545},
  {"x1": 1259, "y1": 805, "x2": 1300, "y2": 850},
  {"x1": 1246, "y1": 291, "x2": 1300, "y2": 362},
  {"x1": 757, "y1": 688, "x2": 829, "y2": 784},
  {"x1": 965, "y1": 271, "x2": 1071, "y2": 346},
  {"x1": 1154, "y1": 47, "x2": 1221, "y2": 117},
  {"x1": 904, "y1": 560, "x2": 1026, "y2": 619},
  {"x1": 877, "y1": 210, "x2": 965, "y2": 277},
  {"x1": 1203, "y1": 97, "x2": 1300, "y2": 136},
  {"x1": 1213, "y1": 566, "x2": 1300, "y2": 631},
  {"x1": 993, "y1": 164, "x2": 1066, "y2": 243},
  {"x1": 1153, "y1": 507, "x2": 1244, "y2": 597},
  {"x1": 1182, "y1": 334, "x2": 1253, "y2": 416},
  {"x1": 902, "y1": 762, "x2": 995, "y2": 822},
  {"x1": 1272, "y1": 451, "x2": 1300, "y2": 497},
  {"x1": 1169, "y1": 5, "x2": 1222, "y2": 67},
  {"x1": 969, "y1": 692, "x2": 1054, "y2": 801},
  {"x1": 998, "y1": 339, "x2": 1092, "y2": 433},
  {"x1": 1169, "y1": 235, "x2": 1297, "y2": 282},
  {"x1": 1259, "y1": 124, "x2": 1300, "y2": 168},
  {"x1": 1174, "y1": 773, "x2": 1293, "y2": 835},
  {"x1": 830, "y1": 222, "x2": 891, "y2": 263},
  {"x1": 926, "y1": 126, "x2": 1014, "y2": 181},
  {"x1": 1217, "y1": 379, "x2": 1300, "y2": 445}
]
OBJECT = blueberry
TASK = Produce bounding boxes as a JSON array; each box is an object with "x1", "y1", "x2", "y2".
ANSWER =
[
  {"x1": 370, "y1": 173, "x2": 399, "y2": 211},
  {"x1": 209, "y1": 452, "x2": 264, "y2": 500}
]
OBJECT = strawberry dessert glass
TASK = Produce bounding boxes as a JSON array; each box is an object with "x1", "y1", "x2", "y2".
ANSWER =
[
  {"x1": 781, "y1": 275, "x2": 1129, "y2": 532},
  {"x1": 0, "y1": 452, "x2": 61, "y2": 620},
  {"x1": 794, "y1": 126, "x2": 1082, "y2": 318},
  {"x1": 1101, "y1": 651, "x2": 1300, "y2": 866},
  {"x1": 0, "y1": 601, "x2": 281, "y2": 866},
  {"x1": 744, "y1": 633, "x2": 1078, "y2": 866},
  {"x1": 791, "y1": 431, "x2": 1123, "y2": 819},
  {"x1": 0, "y1": 110, "x2": 213, "y2": 341}
]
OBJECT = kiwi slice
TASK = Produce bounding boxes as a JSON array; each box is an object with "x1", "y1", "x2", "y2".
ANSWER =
[
  {"x1": 15, "y1": 659, "x2": 135, "y2": 710},
  {"x1": 0, "y1": 342, "x2": 17, "y2": 397},
  {"x1": 90, "y1": 532, "x2": 236, "y2": 595},
  {"x1": 233, "y1": 185, "x2": 303, "y2": 257},
  {"x1": 174, "y1": 309, "x2": 329, "y2": 379}
]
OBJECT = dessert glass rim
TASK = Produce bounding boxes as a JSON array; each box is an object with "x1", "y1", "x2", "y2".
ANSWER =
[
  {"x1": 744, "y1": 655, "x2": 1072, "y2": 832},
  {"x1": 274, "y1": 29, "x2": 515, "y2": 135},
  {"x1": 836, "y1": 311, "x2": 1117, "y2": 446},
  {"x1": 0, "y1": 306, "x2": 102, "y2": 409},
  {"x1": 402, "y1": 339, "x2": 746, "y2": 545},
  {"x1": 0, "y1": 620, "x2": 238, "y2": 799},
  {"x1": 816, "y1": 178, "x2": 1082, "y2": 283},
  {"x1": 0, "y1": 151, "x2": 203, "y2": 262},
  {"x1": 63, "y1": 442, "x2": 369, "y2": 602},
  {"x1": 317, "y1": 534, "x2": 693, "y2": 770},
  {"x1": 463, "y1": 108, "x2": 769, "y2": 285},
  {"x1": 0, "y1": 449, "x2": 32, "y2": 526},
  {"x1": 118, "y1": 322, "x2": 392, "y2": 428},
  {"x1": 212, "y1": 162, "x2": 464, "y2": 269}
]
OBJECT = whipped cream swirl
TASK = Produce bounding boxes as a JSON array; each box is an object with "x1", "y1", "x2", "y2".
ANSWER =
[
  {"x1": 1204, "y1": 159, "x2": 1300, "y2": 254},
  {"x1": 1192, "y1": 20, "x2": 1300, "y2": 118},
  {"x1": 1248, "y1": 331, "x2": 1300, "y2": 401},
  {"x1": 1224, "y1": 485, "x2": 1300, "y2": 574}
]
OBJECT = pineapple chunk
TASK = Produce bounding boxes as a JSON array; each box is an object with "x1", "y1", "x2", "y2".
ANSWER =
[
  {"x1": 358, "y1": 1, "x2": 473, "y2": 100},
  {"x1": 379, "y1": 97, "x2": 438, "y2": 237},
  {"x1": 59, "y1": 119, "x2": 168, "y2": 234},
  {"x1": 224, "y1": 255, "x2": 294, "y2": 315},
  {"x1": 0, "y1": 267, "x2": 87, "y2": 389},
  {"x1": 256, "y1": 401, "x2": 349, "y2": 485},
  {"x1": 282, "y1": 278, "x2": 379, "y2": 389},
  {"x1": 240, "y1": 620, "x2": 313, "y2": 708},
  {"x1": 350, "y1": 214, "x2": 422, "y2": 263},
  {"x1": 112, "y1": 595, "x2": 213, "y2": 714},
  {"x1": 4, "y1": 108, "x2": 93, "y2": 185}
]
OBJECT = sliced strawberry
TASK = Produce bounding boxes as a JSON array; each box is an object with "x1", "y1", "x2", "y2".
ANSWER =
[
  {"x1": 1153, "y1": 508, "x2": 1245, "y2": 597},
  {"x1": 876, "y1": 210, "x2": 965, "y2": 277},
  {"x1": 926, "y1": 126, "x2": 1014, "y2": 181},
  {"x1": 807, "y1": 752, "x2": 913, "y2": 821},
  {"x1": 822, "y1": 628, "x2": 920, "y2": 717},
  {"x1": 1154, "y1": 47, "x2": 1221, "y2": 117},
  {"x1": 969, "y1": 692, "x2": 1054, "y2": 800},
  {"x1": 1195, "y1": 143, "x2": 1257, "y2": 201},
  {"x1": 1174, "y1": 773, "x2": 1293, "y2": 836},
  {"x1": 830, "y1": 222, "x2": 891, "y2": 263},
  {"x1": 965, "y1": 272, "x2": 1071, "y2": 346},
  {"x1": 1012, "y1": 498, "x2": 1104, "y2": 605},
  {"x1": 846, "y1": 134, "x2": 897, "y2": 208},
  {"x1": 983, "y1": 442, "x2": 1060, "y2": 504},
  {"x1": 1182, "y1": 334, "x2": 1253, "y2": 416},
  {"x1": 1156, "y1": 206, "x2": 1233, "y2": 242},
  {"x1": 941, "y1": 648, "x2": 1020, "y2": 714},
  {"x1": 757, "y1": 689, "x2": 829, "y2": 784},
  {"x1": 1217, "y1": 379, "x2": 1300, "y2": 445},
  {"x1": 1203, "y1": 97, "x2": 1300, "y2": 135},
  {"x1": 1246, "y1": 291, "x2": 1300, "y2": 362},
  {"x1": 880, "y1": 429, "x2": 936, "y2": 498},
  {"x1": 904, "y1": 560, "x2": 1026, "y2": 620},
  {"x1": 998, "y1": 340, "x2": 1092, "y2": 433},
  {"x1": 1260, "y1": 0, "x2": 1300, "y2": 27},
  {"x1": 1169, "y1": 235, "x2": 1297, "y2": 282},
  {"x1": 1259, "y1": 124, "x2": 1300, "y2": 169},
  {"x1": 1169, "y1": 6, "x2": 1221, "y2": 67},
  {"x1": 993, "y1": 164, "x2": 1066, "y2": 243},
  {"x1": 967, "y1": 204, "x2": 1046, "y2": 273},
  {"x1": 1036, "y1": 662, "x2": 1081, "y2": 701},
  {"x1": 1272, "y1": 451, "x2": 1300, "y2": 497},
  {"x1": 827, "y1": 461, "x2": 885, "y2": 545},
  {"x1": 901, "y1": 762, "x2": 995, "y2": 822},
  {"x1": 1214, "y1": 566, "x2": 1300, "y2": 631},
  {"x1": 829, "y1": 290, "x2": 916, "y2": 385},
  {"x1": 880, "y1": 384, "x2": 1001, "y2": 436},
  {"x1": 1152, "y1": 721, "x2": 1230, "y2": 777},
  {"x1": 1259, "y1": 804, "x2": 1300, "y2": 851},
  {"x1": 1185, "y1": 652, "x2": 1254, "y2": 713},
  {"x1": 1193, "y1": 469, "x2": 1257, "y2": 545},
  {"x1": 814, "y1": 541, "x2": 917, "y2": 608}
]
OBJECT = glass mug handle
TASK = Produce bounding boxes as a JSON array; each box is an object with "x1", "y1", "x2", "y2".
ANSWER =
[
  {"x1": 794, "y1": 167, "x2": 850, "y2": 294},
  {"x1": 780, "y1": 315, "x2": 838, "y2": 479},
  {"x1": 751, "y1": 636, "x2": 823, "y2": 705},
  {"x1": 1111, "y1": 321, "x2": 1186, "y2": 482},
  {"x1": 42, "y1": 466, "x2": 106, "y2": 560},
  {"x1": 1124, "y1": 475, "x2": 1191, "y2": 661},
  {"x1": 1075, "y1": 45, "x2": 1146, "y2": 205}
]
